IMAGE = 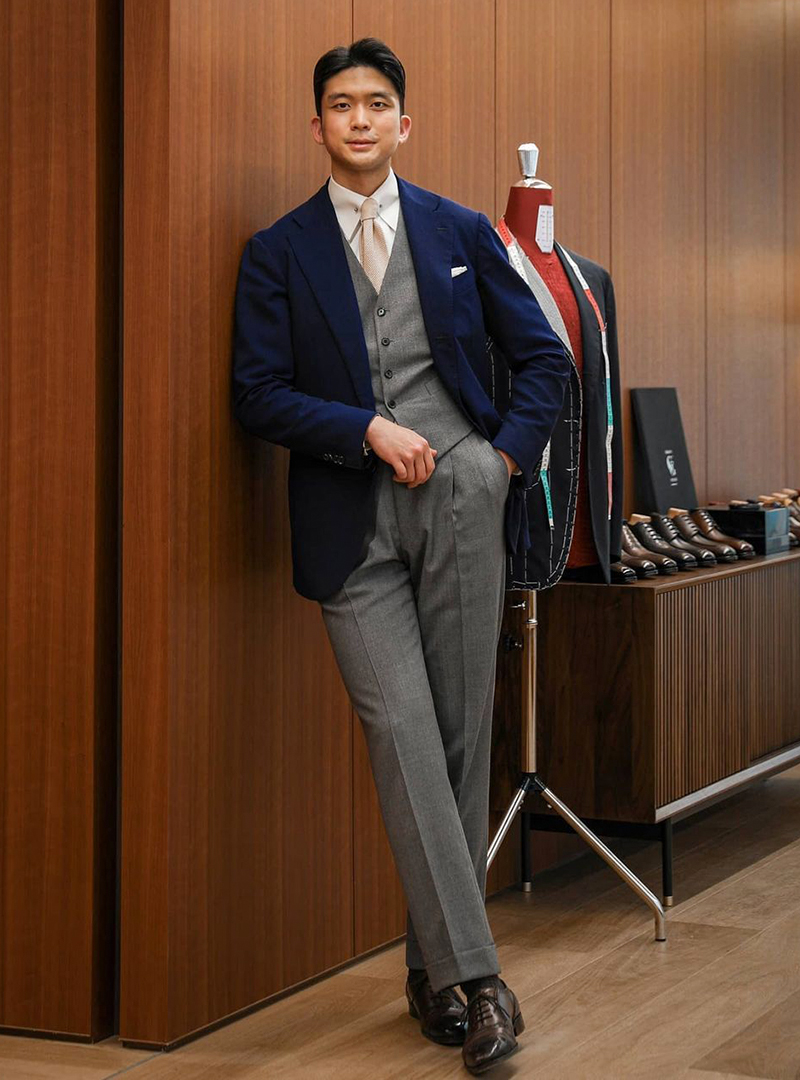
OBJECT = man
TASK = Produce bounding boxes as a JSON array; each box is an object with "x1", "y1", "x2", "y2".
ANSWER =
[{"x1": 232, "y1": 38, "x2": 568, "y2": 1074}]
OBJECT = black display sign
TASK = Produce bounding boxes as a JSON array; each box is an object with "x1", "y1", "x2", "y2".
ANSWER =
[{"x1": 631, "y1": 388, "x2": 698, "y2": 514}]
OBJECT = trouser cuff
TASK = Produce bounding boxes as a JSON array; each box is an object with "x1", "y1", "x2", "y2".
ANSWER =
[{"x1": 424, "y1": 944, "x2": 501, "y2": 994}]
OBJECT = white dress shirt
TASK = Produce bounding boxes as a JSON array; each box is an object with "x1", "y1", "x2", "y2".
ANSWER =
[{"x1": 328, "y1": 168, "x2": 400, "y2": 262}]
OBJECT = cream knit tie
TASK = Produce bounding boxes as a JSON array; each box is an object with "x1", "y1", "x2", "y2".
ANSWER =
[{"x1": 359, "y1": 196, "x2": 389, "y2": 293}]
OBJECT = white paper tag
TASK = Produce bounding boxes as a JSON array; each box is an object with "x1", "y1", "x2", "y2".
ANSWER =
[{"x1": 535, "y1": 205, "x2": 554, "y2": 253}]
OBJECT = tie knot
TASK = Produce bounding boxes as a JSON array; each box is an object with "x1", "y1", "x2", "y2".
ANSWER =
[{"x1": 360, "y1": 197, "x2": 379, "y2": 222}]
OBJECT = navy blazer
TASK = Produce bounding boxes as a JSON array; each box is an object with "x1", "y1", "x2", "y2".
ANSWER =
[{"x1": 232, "y1": 175, "x2": 569, "y2": 601}]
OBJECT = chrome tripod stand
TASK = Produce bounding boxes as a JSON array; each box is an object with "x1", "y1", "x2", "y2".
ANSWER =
[{"x1": 486, "y1": 590, "x2": 666, "y2": 942}]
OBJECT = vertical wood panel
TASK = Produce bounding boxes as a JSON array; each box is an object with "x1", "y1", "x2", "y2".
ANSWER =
[
  {"x1": 0, "y1": 0, "x2": 119, "y2": 1038},
  {"x1": 353, "y1": 0, "x2": 496, "y2": 213},
  {"x1": 787, "y1": 0, "x2": 800, "y2": 478},
  {"x1": 496, "y1": 0, "x2": 611, "y2": 264},
  {"x1": 706, "y1": 0, "x2": 786, "y2": 499},
  {"x1": 122, "y1": 0, "x2": 354, "y2": 1046},
  {"x1": 612, "y1": 0, "x2": 706, "y2": 513}
]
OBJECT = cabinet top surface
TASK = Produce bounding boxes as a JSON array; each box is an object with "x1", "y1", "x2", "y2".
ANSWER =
[{"x1": 559, "y1": 548, "x2": 800, "y2": 593}]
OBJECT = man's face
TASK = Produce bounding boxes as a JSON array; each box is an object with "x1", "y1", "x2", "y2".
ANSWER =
[{"x1": 311, "y1": 65, "x2": 411, "y2": 175}]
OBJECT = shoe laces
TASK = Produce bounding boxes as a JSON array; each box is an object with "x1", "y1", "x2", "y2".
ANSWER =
[{"x1": 468, "y1": 991, "x2": 501, "y2": 1027}]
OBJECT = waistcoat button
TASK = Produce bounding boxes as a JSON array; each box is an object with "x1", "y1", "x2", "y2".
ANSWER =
[
  {"x1": 377, "y1": 307, "x2": 386, "y2": 316},
  {"x1": 387, "y1": 399, "x2": 396, "y2": 409},
  {"x1": 381, "y1": 336, "x2": 390, "y2": 346},
  {"x1": 385, "y1": 369, "x2": 393, "y2": 379}
]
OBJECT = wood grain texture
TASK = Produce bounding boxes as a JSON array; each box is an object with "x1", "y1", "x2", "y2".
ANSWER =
[
  {"x1": 0, "y1": 0, "x2": 119, "y2": 1039},
  {"x1": 706, "y1": 0, "x2": 786, "y2": 500},
  {"x1": 788, "y1": 0, "x2": 800, "y2": 480},
  {"x1": 536, "y1": 553, "x2": 800, "y2": 824},
  {"x1": 495, "y1": 0, "x2": 611, "y2": 264},
  {"x1": 353, "y1": 0, "x2": 495, "y2": 214},
  {"x1": 121, "y1": 0, "x2": 354, "y2": 1046},
  {"x1": 612, "y1": 0, "x2": 707, "y2": 513}
]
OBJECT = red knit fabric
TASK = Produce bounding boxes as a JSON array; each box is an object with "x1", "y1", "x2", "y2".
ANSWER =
[{"x1": 517, "y1": 239, "x2": 597, "y2": 568}]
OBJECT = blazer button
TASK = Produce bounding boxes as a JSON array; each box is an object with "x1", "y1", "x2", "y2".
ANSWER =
[
  {"x1": 381, "y1": 336, "x2": 390, "y2": 346},
  {"x1": 377, "y1": 307, "x2": 386, "y2": 316},
  {"x1": 387, "y1": 399, "x2": 396, "y2": 409},
  {"x1": 323, "y1": 453, "x2": 331, "y2": 460}
]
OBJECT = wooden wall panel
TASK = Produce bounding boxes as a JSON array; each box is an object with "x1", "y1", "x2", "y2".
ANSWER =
[
  {"x1": 611, "y1": 0, "x2": 706, "y2": 512},
  {"x1": 119, "y1": 0, "x2": 798, "y2": 1047},
  {"x1": 121, "y1": 0, "x2": 354, "y2": 1047},
  {"x1": 788, "y1": 0, "x2": 800, "y2": 480},
  {"x1": 0, "y1": 0, "x2": 119, "y2": 1039},
  {"x1": 706, "y1": 0, "x2": 786, "y2": 500},
  {"x1": 353, "y1": 0, "x2": 495, "y2": 213},
  {"x1": 495, "y1": 0, "x2": 611, "y2": 265}
]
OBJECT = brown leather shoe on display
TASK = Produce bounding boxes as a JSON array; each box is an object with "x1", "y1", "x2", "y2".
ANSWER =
[
  {"x1": 620, "y1": 550, "x2": 658, "y2": 578},
  {"x1": 406, "y1": 973, "x2": 467, "y2": 1045},
  {"x1": 690, "y1": 508, "x2": 756, "y2": 558},
  {"x1": 628, "y1": 515, "x2": 698, "y2": 570},
  {"x1": 650, "y1": 513, "x2": 717, "y2": 566},
  {"x1": 622, "y1": 521, "x2": 678, "y2": 574},
  {"x1": 610, "y1": 560, "x2": 638, "y2": 584},
  {"x1": 667, "y1": 507, "x2": 737, "y2": 561},
  {"x1": 462, "y1": 980, "x2": 524, "y2": 1074}
]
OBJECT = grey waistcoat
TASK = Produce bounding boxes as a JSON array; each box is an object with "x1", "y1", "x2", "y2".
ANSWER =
[{"x1": 341, "y1": 208, "x2": 474, "y2": 455}]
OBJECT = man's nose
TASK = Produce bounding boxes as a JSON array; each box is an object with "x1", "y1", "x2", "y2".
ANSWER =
[{"x1": 350, "y1": 107, "x2": 371, "y2": 127}]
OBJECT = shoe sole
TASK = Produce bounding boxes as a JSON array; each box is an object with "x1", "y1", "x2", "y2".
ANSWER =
[{"x1": 464, "y1": 1013, "x2": 525, "y2": 1074}]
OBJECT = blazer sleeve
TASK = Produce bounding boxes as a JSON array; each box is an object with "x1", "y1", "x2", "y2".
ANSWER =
[
  {"x1": 474, "y1": 212, "x2": 571, "y2": 486},
  {"x1": 231, "y1": 232, "x2": 377, "y2": 469}
]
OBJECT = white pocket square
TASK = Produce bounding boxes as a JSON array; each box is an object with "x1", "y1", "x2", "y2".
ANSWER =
[{"x1": 451, "y1": 265, "x2": 468, "y2": 278}]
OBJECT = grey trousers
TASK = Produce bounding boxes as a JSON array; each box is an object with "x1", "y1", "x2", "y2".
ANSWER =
[{"x1": 320, "y1": 429, "x2": 508, "y2": 992}]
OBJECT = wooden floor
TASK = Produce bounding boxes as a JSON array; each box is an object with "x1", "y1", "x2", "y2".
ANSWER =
[{"x1": 3, "y1": 765, "x2": 800, "y2": 1079}]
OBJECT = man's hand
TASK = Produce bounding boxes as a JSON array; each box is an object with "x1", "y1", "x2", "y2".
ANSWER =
[
  {"x1": 365, "y1": 415, "x2": 437, "y2": 488},
  {"x1": 496, "y1": 448, "x2": 518, "y2": 479}
]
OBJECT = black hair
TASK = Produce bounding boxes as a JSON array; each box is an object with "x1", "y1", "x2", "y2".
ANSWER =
[{"x1": 313, "y1": 38, "x2": 406, "y2": 118}]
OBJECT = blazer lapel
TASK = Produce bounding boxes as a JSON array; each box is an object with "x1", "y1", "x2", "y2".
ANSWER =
[
  {"x1": 555, "y1": 242, "x2": 602, "y2": 387},
  {"x1": 286, "y1": 176, "x2": 462, "y2": 411},
  {"x1": 397, "y1": 177, "x2": 463, "y2": 407},
  {"x1": 286, "y1": 183, "x2": 374, "y2": 409}
]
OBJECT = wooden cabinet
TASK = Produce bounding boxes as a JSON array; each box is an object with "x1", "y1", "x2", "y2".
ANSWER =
[{"x1": 511, "y1": 552, "x2": 800, "y2": 826}]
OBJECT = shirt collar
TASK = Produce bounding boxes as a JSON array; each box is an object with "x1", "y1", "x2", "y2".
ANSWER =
[{"x1": 327, "y1": 167, "x2": 400, "y2": 242}]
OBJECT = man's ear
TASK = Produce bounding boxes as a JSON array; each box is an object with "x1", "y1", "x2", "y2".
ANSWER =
[
  {"x1": 310, "y1": 115, "x2": 324, "y2": 145},
  {"x1": 398, "y1": 114, "x2": 412, "y2": 144}
]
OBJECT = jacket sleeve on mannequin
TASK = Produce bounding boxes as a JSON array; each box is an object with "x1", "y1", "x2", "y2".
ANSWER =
[
  {"x1": 474, "y1": 212, "x2": 570, "y2": 486},
  {"x1": 231, "y1": 233, "x2": 376, "y2": 469},
  {"x1": 603, "y1": 270, "x2": 624, "y2": 562}
]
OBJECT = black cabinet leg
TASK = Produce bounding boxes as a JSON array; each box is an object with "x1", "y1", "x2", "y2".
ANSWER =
[{"x1": 661, "y1": 819, "x2": 673, "y2": 906}]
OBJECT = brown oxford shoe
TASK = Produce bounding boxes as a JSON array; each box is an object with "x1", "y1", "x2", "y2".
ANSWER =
[
  {"x1": 406, "y1": 973, "x2": 467, "y2": 1045},
  {"x1": 690, "y1": 508, "x2": 756, "y2": 558},
  {"x1": 462, "y1": 980, "x2": 525, "y2": 1074}
]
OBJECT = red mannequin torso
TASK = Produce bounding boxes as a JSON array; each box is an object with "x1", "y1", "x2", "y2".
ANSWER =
[{"x1": 503, "y1": 185, "x2": 597, "y2": 568}]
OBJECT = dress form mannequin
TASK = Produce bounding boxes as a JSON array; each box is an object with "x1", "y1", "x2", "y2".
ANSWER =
[{"x1": 502, "y1": 157, "x2": 597, "y2": 570}]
